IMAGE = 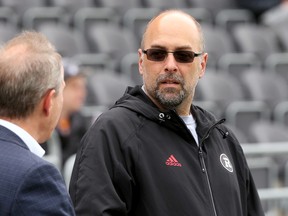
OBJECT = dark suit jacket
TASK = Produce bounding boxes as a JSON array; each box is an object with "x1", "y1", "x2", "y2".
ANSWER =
[{"x1": 0, "y1": 125, "x2": 75, "y2": 215}]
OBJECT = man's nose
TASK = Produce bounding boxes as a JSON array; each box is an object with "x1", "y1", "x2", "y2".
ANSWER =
[{"x1": 164, "y1": 53, "x2": 178, "y2": 72}]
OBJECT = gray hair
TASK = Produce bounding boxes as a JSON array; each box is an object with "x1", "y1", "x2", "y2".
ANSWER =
[
  {"x1": 140, "y1": 9, "x2": 205, "y2": 51},
  {"x1": 0, "y1": 31, "x2": 63, "y2": 119}
]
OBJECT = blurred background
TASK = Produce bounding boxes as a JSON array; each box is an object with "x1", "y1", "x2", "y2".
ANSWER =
[{"x1": 1, "y1": 0, "x2": 288, "y2": 215}]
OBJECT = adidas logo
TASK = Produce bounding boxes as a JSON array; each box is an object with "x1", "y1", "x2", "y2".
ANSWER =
[{"x1": 166, "y1": 155, "x2": 182, "y2": 167}]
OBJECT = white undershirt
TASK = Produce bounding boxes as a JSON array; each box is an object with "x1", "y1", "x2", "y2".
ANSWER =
[
  {"x1": 180, "y1": 115, "x2": 199, "y2": 146},
  {"x1": 0, "y1": 119, "x2": 45, "y2": 157}
]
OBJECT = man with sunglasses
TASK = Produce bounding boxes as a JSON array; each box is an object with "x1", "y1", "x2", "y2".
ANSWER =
[{"x1": 70, "y1": 10, "x2": 264, "y2": 216}]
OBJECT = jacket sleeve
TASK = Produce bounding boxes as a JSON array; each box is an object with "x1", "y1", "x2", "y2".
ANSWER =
[
  {"x1": 246, "y1": 168, "x2": 265, "y2": 216},
  {"x1": 226, "y1": 128, "x2": 265, "y2": 216},
  {"x1": 12, "y1": 162, "x2": 75, "y2": 216},
  {"x1": 69, "y1": 117, "x2": 135, "y2": 216}
]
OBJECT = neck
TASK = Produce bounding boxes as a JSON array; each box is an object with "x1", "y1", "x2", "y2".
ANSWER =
[
  {"x1": 175, "y1": 106, "x2": 191, "y2": 116},
  {"x1": 174, "y1": 96, "x2": 193, "y2": 116}
]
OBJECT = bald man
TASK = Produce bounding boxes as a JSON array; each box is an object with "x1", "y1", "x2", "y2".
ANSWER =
[{"x1": 69, "y1": 10, "x2": 264, "y2": 216}]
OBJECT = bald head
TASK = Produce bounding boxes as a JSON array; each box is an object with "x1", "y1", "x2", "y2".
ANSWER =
[{"x1": 141, "y1": 10, "x2": 204, "y2": 52}]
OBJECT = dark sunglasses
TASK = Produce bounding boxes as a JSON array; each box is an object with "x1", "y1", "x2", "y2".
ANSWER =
[{"x1": 142, "y1": 49, "x2": 203, "y2": 63}]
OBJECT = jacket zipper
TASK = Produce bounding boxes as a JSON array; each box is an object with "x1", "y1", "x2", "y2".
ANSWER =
[
  {"x1": 169, "y1": 111, "x2": 225, "y2": 216},
  {"x1": 199, "y1": 145, "x2": 218, "y2": 216},
  {"x1": 198, "y1": 118, "x2": 226, "y2": 216}
]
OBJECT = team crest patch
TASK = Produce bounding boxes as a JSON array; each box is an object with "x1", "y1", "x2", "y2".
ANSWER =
[{"x1": 220, "y1": 154, "x2": 233, "y2": 173}]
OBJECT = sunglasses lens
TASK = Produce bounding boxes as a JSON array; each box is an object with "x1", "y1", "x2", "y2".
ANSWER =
[
  {"x1": 146, "y1": 49, "x2": 167, "y2": 61},
  {"x1": 174, "y1": 51, "x2": 194, "y2": 63},
  {"x1": 144, "y1": 49, "x2": 198, "y2": 63}
]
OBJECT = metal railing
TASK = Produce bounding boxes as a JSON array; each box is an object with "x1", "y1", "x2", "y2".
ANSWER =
[{"x1": 242, "y1": 142, "x2": 288, "y2": 215}]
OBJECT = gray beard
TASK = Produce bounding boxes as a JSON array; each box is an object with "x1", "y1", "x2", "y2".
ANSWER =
[
  {"x1": 155, "y1": 87, "x2": 185, "y2": 110},
  {"x1": 153, "y1": 73, "x2": 186, "y2": 109}
]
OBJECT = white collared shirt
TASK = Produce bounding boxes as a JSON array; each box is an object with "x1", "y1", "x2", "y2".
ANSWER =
[{"x1": 0, "y1": 119, "x2": 45, "y2": 157}]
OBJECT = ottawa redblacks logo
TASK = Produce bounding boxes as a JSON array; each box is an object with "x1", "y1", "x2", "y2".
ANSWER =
[{"x1": 220, "y1": 153, "x2": 233, "y2": 172}]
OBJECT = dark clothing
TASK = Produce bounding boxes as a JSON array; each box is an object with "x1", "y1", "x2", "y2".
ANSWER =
[
  {"x1": 57, "y1": 112, "x2": 88, "y2": 165},
  {"x1": 237, "y1": 0, "x2": 281, "y2": 18},
  {"x1": 70, "y1": 85, "x2": 264, "y2": 216},
  {"x1": 42, "y1": 112, "x2": 88, "y2": 167},
  {"x1": 0, "y1": 126, "x2": 75, "y2": 215}
]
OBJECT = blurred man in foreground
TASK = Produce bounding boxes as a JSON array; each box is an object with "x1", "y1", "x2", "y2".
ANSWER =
[{"x1": 0, "y1": 31, "x2": 75, "y2": 215}]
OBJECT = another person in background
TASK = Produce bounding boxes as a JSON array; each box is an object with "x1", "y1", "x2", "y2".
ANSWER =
[
  {"x1": 260, "y1": 0, "x2": 288, "y2": 27},
  {"x1": 236, "y1": 0, "x2": 281, "y2": 20},
  {"x1": 69, "y1": 10, "x2": 264, "y2": 216},
  {"x1": 57, "y1": 60, "x2": 88, "y2": 165},
  {"x1": 43, "y1": 60, "x2": 88, "y2": 168},
  {"x1": 0, "y1": 31, "x2": 75, "y2": 215}
]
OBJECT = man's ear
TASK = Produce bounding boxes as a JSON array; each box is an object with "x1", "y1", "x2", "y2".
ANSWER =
[
  {"x1": 138, "y1": 49, "x2": 144, "y2": 76},
  {"x1": 199, "y1": 53, "x2": 208, "y2": 79},
  {"x1": 43, "y1": 89, "x2": 56, "y2": 116}
]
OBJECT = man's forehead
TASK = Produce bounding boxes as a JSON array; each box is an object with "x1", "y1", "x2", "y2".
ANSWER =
[
  {"x1": 147, "y1": 12, "x2": 199, "y2": 37},
  {"x1": 151, "y1": 11, "x2": 196, "y2": 27},
  {"x1": 145, "y1": 14, "x2": 200, "y2": 48}
]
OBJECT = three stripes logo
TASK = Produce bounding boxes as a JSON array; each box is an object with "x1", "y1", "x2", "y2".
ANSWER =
[{"x1": 166, "y1": 154, "x2": 182, "y2": 167}]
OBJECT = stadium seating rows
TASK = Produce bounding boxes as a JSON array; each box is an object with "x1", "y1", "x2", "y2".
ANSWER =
[{"x1": 1, "y1": 1, "x2": 288, "y2": 214}]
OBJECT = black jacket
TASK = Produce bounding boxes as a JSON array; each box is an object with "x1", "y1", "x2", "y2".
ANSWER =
[{"x1": 70, "y1": 85, "x2": 264, "y2": 216}]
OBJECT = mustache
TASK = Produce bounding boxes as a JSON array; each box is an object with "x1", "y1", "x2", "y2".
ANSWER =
[{"x1": 156, "y1": 73, "x2": 184, "y2": 85}]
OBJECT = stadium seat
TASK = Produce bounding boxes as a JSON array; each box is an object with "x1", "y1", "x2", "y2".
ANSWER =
[
  {"x1": 248, "y1": 121, "x2": 288, "y2": 190},
  {"x1": 122, "y1": 8, "x2": 160, "y2": 44},
  {"x1": 197, "y1": 70, "x2": 276, "y2": 140},
  {"x1": 0, "y1": 23, "x2": 19, "y2": 43},
  {"x1": 260, "y1": 3, "x2": 288, "y2": 29},
  {"x1": 72, "y1": 53, "x2": 112, "y2": 71},
  {"x1": 144, "y1": 0, "x2": 187, "y2": 9},
  {"x1": 0, "y1": 7, "x2": 18, "y2": 27},
  {"x1": 196, "y1": 71, "x2": 245, "y2": 105},
  {"x1": 249, "y1": 121, "x2": 288, "y2": 143},
  {"x1": 120, "y1": 53, "x2": 143, "y2": 85},
  {"x1": 215, "y1": 9, "x2": 255, "y2": 32},
  {"x1": 201, "y1": 24, "x2": 236, "y2": 69},
  {"x1": 22, "y1": 7, "x2": 69, "y2": 30},
  {"x1": 273, "y1": 101, "x2": 288, "y2": 127},
  {"x1": 87, "y1": 24, "x2": 138, "y2": 71},
  {"x1": 231, "y1": 23, "x2": 281, "y2": 62},
  {"x1": 264, "y1": 53, "x2": 288, "y2": 84},
  {"x1": 96, "y1": 0, "x2": 143, "y2": 17},
  {"x1": 239, "y1": 68, "x2": 288, "y2": 110},
  {"x1": 86, "y1": 70, "x2": 135, "y2": 107},
  {"x1": 218, "y1": 53, "x2": 262, "y2": 78},
  {"x1": 225, "y1": 101, "x2": 271, "y2": 141},
  {"x1": 38, "y1": 24, "x2": 88, "y2": 57},
  {"x1": 49, "y1": 0, "x2": 94, "y2": 15},
  {"x1": 1, "y1": 0, "x2": 47, "y2": 26},
  {"x1": 187, "y1": 0, "x2": 237, "y2": 16},
  {"x1": 182, "y1": 8, "x2": 213, "y2": 24},
  {"x1": 73, "y1": 7, "x2": 119, "y2": 39},
  {"x1": 248, "y1": 157, "x2": 278, "y2": 188},
  {"x1": 273, "y1": 27, "x2": 288, "y2": 51}
]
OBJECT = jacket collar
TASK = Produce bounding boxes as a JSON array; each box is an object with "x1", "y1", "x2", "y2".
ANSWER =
[{"x1": 113, "y1": 86, "x2": 222, "y2": 143}]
